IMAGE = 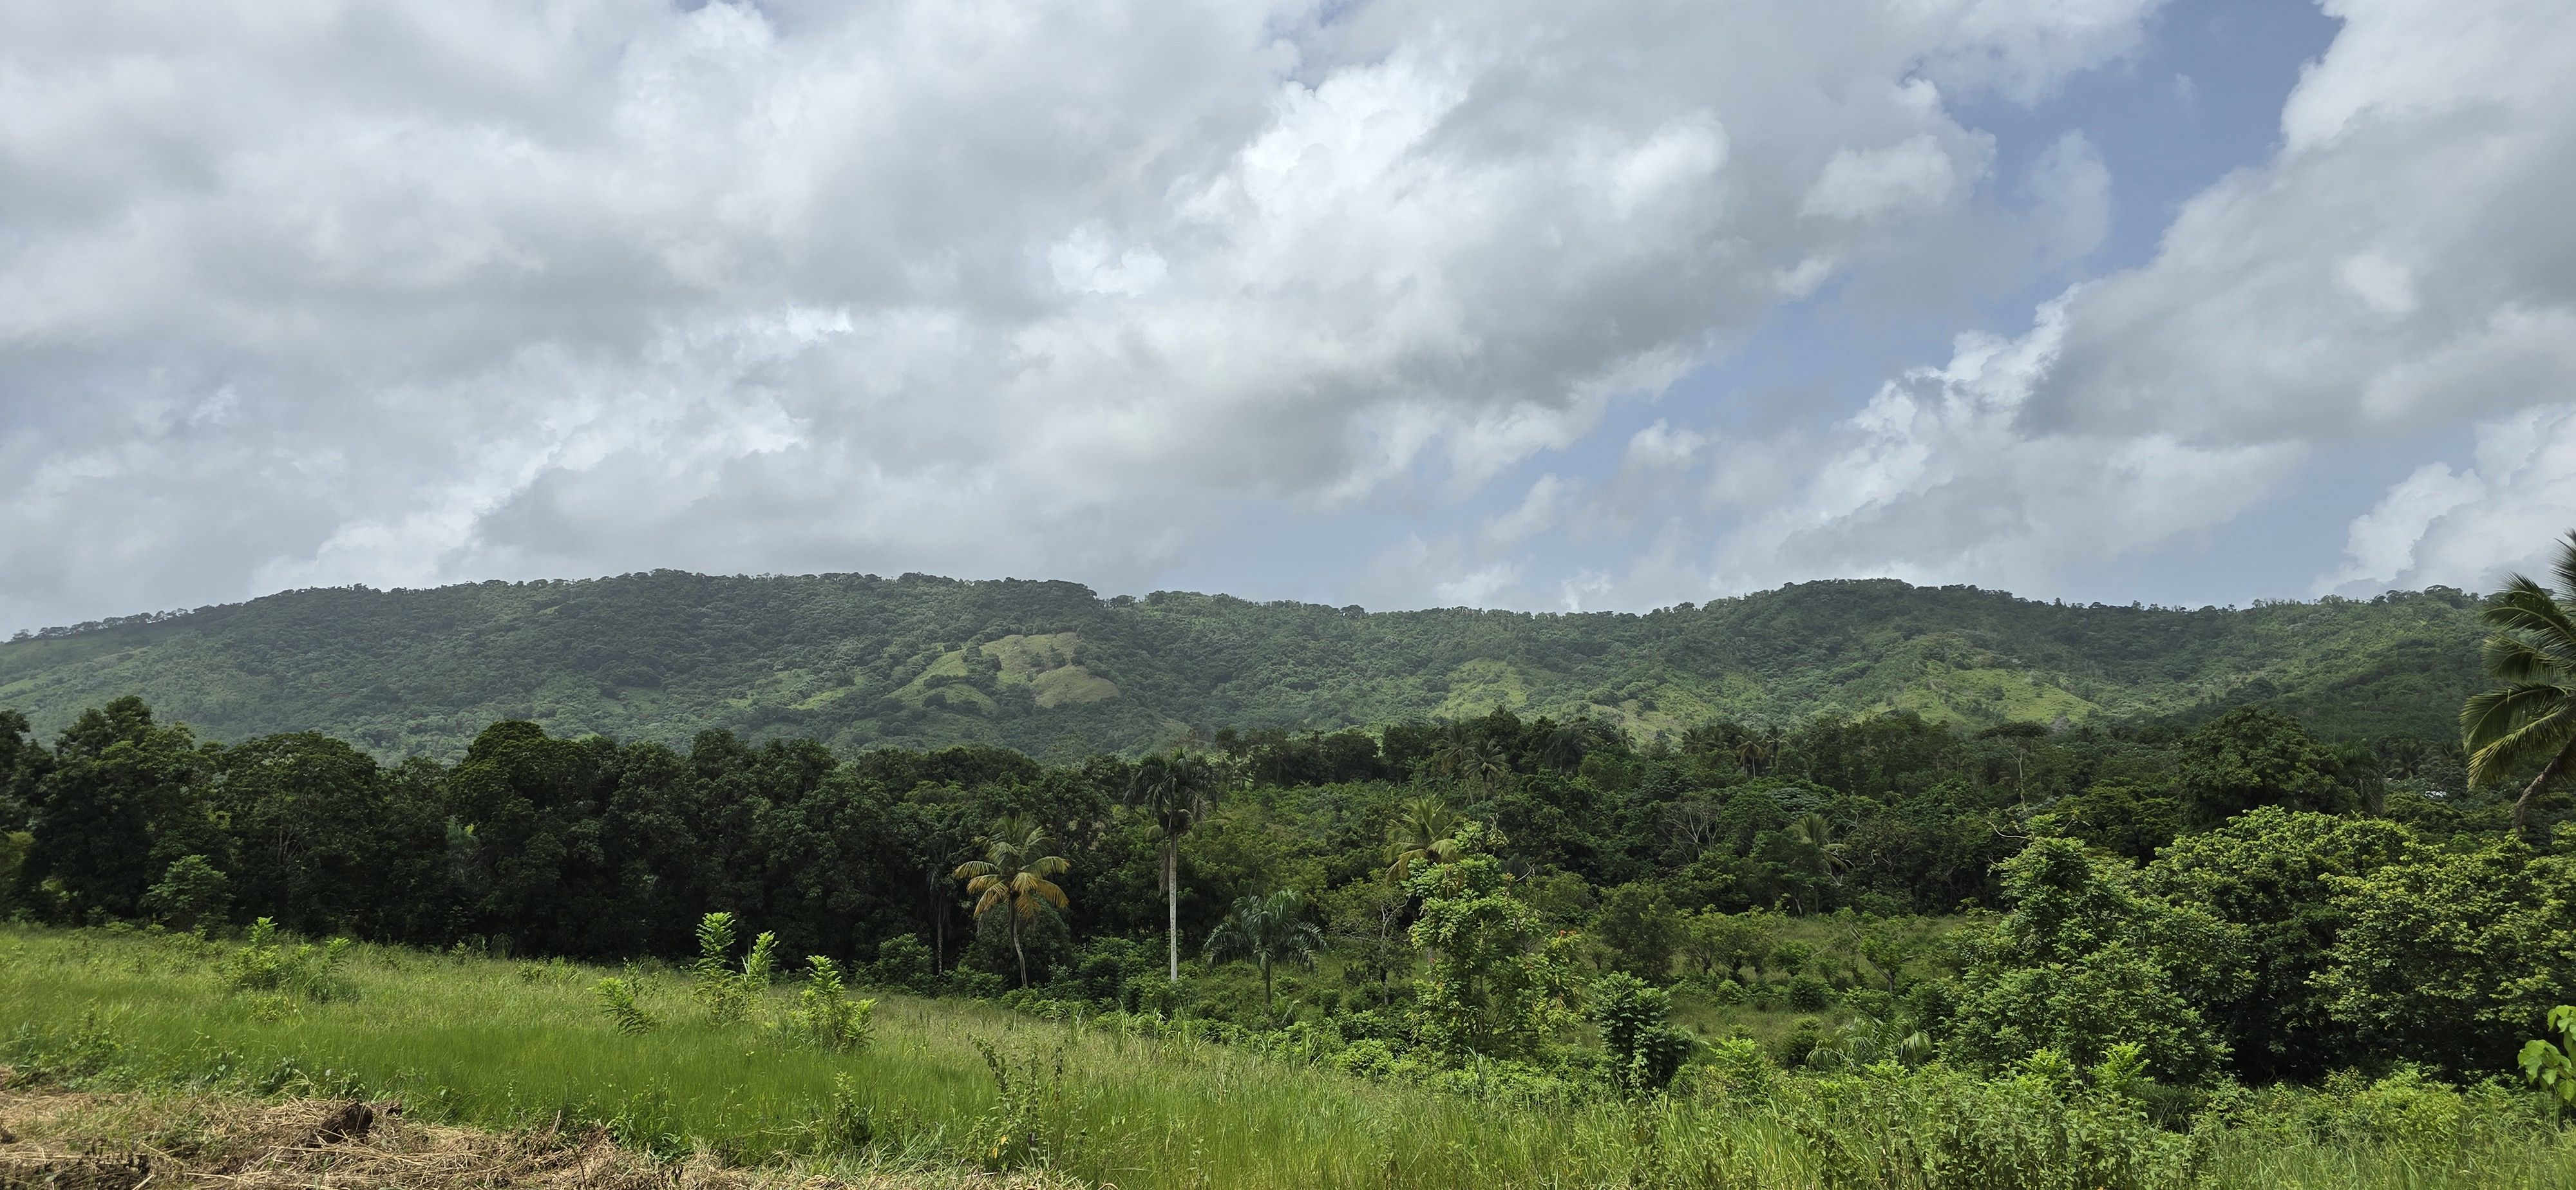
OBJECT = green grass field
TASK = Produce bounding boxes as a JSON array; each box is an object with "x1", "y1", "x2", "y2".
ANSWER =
[{"x1": 3, "y1": 925, "x2": 2571, "y2": 1189}]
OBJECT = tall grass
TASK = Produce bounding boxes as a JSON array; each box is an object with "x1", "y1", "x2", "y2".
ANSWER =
[{"x1": 3, "y1": 925, "x2": 2568, "y2": 1189}]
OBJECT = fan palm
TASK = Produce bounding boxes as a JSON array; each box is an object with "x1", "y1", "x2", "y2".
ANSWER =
[
  {"x1": 1204, "y1": 889, "x2": 1325, "y2": 1023},
  {"x1": 1128, "y1": 750, "x2": 1219, "y2": 983},
  {"x1": 952, "y1": 815, "x2": 1070, "y2": 988},
  {"x1": 2462, "y1": 531, "x2": 2576, "y2": 833},
  {"x1": 1383, "y1": 793, "x2": 1464, "y2": 884}
]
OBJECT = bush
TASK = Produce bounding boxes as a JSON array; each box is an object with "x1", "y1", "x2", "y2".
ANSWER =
[
  {"x1": 1776, "y1": 1017, "x2": 1824, "y2": 1067},
  {"x1": 688, "y1": 912, "x2": 777, "y2": 1023},
  {"x1": 1786, "y1": 974, "x2": 1835, "y2": 1011},
  {"x1": 795, "y1": 956, "x2": 877, "y2": 1052},
  {"x1": 223, "y1": 919, "x2": 355, "y2": 1003},
  {"x1": 868, "y1": 935, "x2": 936, "y2": 994},
  {"x1": 594, "y1": 976, "x2": 659, "y2": 1034},
  {"x1": 1589, "y1": 972, "x2": 1692, "y2": 1093},
  {"x1": 140, "y1": 855, "x2": 231, "y2": 932}
]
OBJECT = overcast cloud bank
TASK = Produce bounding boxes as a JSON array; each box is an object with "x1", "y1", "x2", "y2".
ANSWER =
[{"x1": 3, "y1": 0, "x2": 2573, "y2": 630}]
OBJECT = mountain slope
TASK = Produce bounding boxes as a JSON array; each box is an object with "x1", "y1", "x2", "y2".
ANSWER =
[{"x1": 0, "y1": 571, "x2": 2488, "y2": 759}]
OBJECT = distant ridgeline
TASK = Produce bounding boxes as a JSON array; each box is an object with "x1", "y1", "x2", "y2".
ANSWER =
[{"x1": 0, "y1": 571, "x2": 2490, "y2": 759}]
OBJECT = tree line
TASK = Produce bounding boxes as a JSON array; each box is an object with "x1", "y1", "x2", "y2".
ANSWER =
[{"x1": 1, "y1": 534, "x2": 2572, "y2": 1094}]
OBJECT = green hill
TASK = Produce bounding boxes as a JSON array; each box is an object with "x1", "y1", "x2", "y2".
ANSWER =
[{"x1": 0, "y1": 571, "x2": 2490, "y2": 759}]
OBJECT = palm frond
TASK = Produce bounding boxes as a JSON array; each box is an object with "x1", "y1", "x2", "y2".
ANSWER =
[
  {"x1": 2463, "y1": 682, "x2": 2576, "y2": 749},
  {"x1": 2466, "y1": 699, "x2": 2576, "y2": 788},
  {"x1": 2483, "y1": 580, "x2": 2576, "y2": 653},
  {"x1": 2483, "y1": 630, "x2": 2576, "y2": 685},
  {"x1": 1020, "y1": 876, "x2": 1068, "y2": 912}
]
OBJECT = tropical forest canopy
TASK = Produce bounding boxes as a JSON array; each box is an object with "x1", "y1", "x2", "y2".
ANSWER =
[{"x1": 0, "y1": 571, "x2": 2490, "y2": 760}]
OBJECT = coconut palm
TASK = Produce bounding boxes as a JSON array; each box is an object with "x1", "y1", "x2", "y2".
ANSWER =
[
  {"x1": 1430, "y1": 725, "x2": 1513, "y2": 792},
  {"x1": 952, "y1": 815, "x2": 1070, "y2": 988},
  {"x1": 1128, "y1": 750, "x2": 1219, "y2": 983},
  {"x1": 1734, "y1": 733, "x2": 1779, "y2": 778},
  {"x1": 1786, "y1": 811, "x2": 1850, "y2": 884},
  {"x1": 2463, "y1": 530, "x2": 2576, "y2": 833},
  {"x1": 1383, "y1": 793, "x2": 1464, "y2": 884},
  {"x1": 1204, "y1": 889, "x2": 1325, "y2": 1023}
]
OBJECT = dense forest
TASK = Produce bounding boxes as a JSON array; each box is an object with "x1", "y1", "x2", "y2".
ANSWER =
[
  {"x1": 1, "y1": 680, "x2": 2564, "y2": 1088},
  {"x1": 0, "y1": 571, "x2": 2490, "y2": 759}
]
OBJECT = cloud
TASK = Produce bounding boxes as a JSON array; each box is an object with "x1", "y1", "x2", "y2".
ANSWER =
[
  {"x1": 0, "y1": 0, "x2": 2167, "y2": 629},
  {"x1": 2320, "y1": 405, "x2": 2576, "y2": 593},
  {"x1": 1628, "y1": 0, "x2": 2576, "y2": 601}
]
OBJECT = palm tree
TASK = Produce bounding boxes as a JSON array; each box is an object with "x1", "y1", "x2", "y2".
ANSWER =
[
  {"x1": 1734, "y1": 733, "x2": 1779, "y2": 778},
  {"x1": 1204, "y1": 889, "x2": 1325, "y2": 1023},
  {"x1": 1786, "y1": 811, "x2": 1850, "y2": 884},
  {"x1": 952, "y1": 815, "x2": 1070, "y2": 988},
  {"x1": 1537, "y1": 720, "x2": 1593, "y2": 772},
  {"x1": 1383, "y1": 793, "x2": 1464, "y2": 884},
  {"x1": 1429, "y1": 725, "x2": 1513, "y2": 792},
  {"x1": 1129, "y1": 750, "x2": 1219, "y2": 983},
  {"x1": 2463, "y1": 531, "x2": 2576, "y2": 833}
]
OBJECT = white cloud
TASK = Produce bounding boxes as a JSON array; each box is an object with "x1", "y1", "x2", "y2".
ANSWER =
[
  {"x1": 0, "y1": 0, "x2": 2166, "y2": 628},
  {"x1": 2320, "y1": 405, "x2": 2576, "y2": 593},
  {"x1": 1616, "y1": 0, "x2": 2576, "y2": 603}
]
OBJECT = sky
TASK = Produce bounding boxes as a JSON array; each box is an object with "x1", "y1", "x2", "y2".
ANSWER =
[{"x1": 5, "y1": 0, "x2": 2575, "y2": 633}]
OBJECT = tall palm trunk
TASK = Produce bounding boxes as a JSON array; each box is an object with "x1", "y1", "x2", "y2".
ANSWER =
[
  {"x1": 1260, "y1": 956, "x2": 1274, "y2": 1023},
  {"x1": 1011, "y1": 911, "x2": 1028, "y2": 988},
  {"x1": 1164, "y1": 840, "x2": 1180, "y2": 983}
]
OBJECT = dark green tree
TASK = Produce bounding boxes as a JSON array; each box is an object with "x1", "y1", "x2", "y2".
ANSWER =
[
  {"x1": 19, "y1": 697, "x2": 220, "y2": 920},
  {"x1": 2174, "y1": 707, "x2": 2347, "y2": 827},
  {"x1": 2144, "y1": 807, "x2": 2418, "y2": 1081},
  {"x1": 1591, "y1": 882, "x2": 1680, "y2": 982},
  {"x1": 1950, "y1": 838, "x2": 2240, "y2": 1083},
  {"x1": 140, "y1": 854, "x2": 232, "y2": 931}
]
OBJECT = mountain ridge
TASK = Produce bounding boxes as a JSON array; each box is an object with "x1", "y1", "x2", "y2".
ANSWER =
[{"x1": 0, "y1": 570, "x2": 2490, "y2": 759}]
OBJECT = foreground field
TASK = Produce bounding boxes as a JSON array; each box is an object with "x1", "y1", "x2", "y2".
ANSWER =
[{"x1": 3, "y1": 926, "x2": 2571, "y2": 1189}]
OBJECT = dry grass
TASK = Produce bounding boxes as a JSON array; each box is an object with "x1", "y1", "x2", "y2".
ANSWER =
[{"x1": 0, "y1": 1080, "x2": 1068, "y2": 1190}]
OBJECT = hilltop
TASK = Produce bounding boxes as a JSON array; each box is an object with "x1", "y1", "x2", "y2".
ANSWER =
[{"x1": 0, "y1": 571, "x2": 2488, "y2": 758}]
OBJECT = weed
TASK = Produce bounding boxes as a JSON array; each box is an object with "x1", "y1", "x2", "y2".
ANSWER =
[
  {"x1": 223, "y1": 920, "x2": 356, "y2": 1003},
  {"x1": 593, "y1": 976, "x2": 660, "y2": 1035}
]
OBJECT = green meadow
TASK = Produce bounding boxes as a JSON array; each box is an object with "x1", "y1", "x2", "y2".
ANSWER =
[{"x1": 6, "y1": 925, "x2": 2571, "y2": 1190}]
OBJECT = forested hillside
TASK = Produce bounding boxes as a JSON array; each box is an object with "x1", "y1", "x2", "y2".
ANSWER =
[{"x1": 0, "y1": 571, "x2": 2487, "y2": 759}]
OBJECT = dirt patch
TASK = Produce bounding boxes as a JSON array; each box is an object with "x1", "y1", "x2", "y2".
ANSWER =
[{"x1": 0, "y1": 1086, "x2": 1058, "y2": 1190}]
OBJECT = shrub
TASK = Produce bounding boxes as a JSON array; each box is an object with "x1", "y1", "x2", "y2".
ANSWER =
[
  {"x1": 869, "y1": 935, "x2": 936, "y2": 994},
  {"x1": 1786, "y1": 974, "x2": 1835, "y2": 1011},
  {"x1": 594, "y1": 976, "x2": 659, "y2": 1034},
  {"x1": 689, "y1": 911, "x2": 777, "y2": 1023},
  {"x1": 1776, "y1": 1017, "x2": 1824, "y2": 1067},
  {"x1": 1590, "y1": 972, "x2": 1692, "y2": 1093},
  {"x1": 795, "y1": 956, "x2": 878, "y2": 1052},
  {"x1": 140, "y1": 855, "x2": 231, "y2": 932},
  {"x1": 223, "y1": 919, "x2": 355, "y2": 1003}
]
